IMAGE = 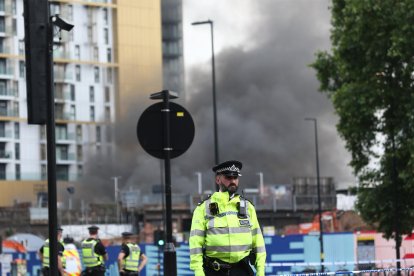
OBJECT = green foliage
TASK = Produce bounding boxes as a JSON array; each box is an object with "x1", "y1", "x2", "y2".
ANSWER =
[{"x1": 311, "y1": 0, "x2": 414, "y2": 240}]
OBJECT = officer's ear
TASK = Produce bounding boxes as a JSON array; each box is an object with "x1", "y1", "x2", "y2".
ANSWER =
[{"x1": 215, "y1": 174, "x2": 220, "y2": 184}]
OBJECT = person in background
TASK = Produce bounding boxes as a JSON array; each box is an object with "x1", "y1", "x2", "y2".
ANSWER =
[
  {"x1": 81, "y1": 225, "x2": 108, "y2": 276},
  {"x1": 118, "y1": 232, "x2": 148, "y2": 275},
  {"x1": 63, "y1": 236, "x2": 82, "y2": 276},
  {"x1": 189, "y1": 160, "x2": 267, "y2": 276},
  {"x1": 39, "y1": 227, "x2": 65, "y2": 275}
]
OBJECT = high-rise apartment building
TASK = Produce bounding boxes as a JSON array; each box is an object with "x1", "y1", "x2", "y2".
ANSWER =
[
  {"x1": 0, "y1": 0, "x2": 163, "y2": 206},
  {"x1": 161, "y1": 0, "x2": 184, "y2": 98}
]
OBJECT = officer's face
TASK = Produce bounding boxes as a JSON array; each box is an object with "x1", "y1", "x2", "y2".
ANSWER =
[{"x1": 216, "y1": 174, "x2": 239, "y2": 193}]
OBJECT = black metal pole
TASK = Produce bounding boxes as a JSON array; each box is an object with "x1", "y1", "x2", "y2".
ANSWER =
[
  {"x1": 46, "y1": 17, "x2": 59, "y2": 276},
  {"x1": 191, "y1": 20, "x2": 219, "y2": 191},
  {"x1": 306, "y1": 118, "x2": 324, "y2": 272},
  {"x1": 314, "y1": 119, "x2": 324, "y2": 272},
  {"x1": 162, "y1": 91, "x2": 176, "y2": 276},
  {"x1": 210, "y1": 21, "x2": 219, "y2": 168}
]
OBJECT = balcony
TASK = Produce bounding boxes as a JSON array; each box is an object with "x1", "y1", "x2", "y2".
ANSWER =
[
  {"x1": 0, "y1": 87, "x2": 17, "y2": 97},
  {"x1": 0, "y1": 130, "x2": 12, "y2": 139},
  {"x1": 0, "y1": 150, "x2": 11, "y2": 159},
  {"x1": 55, "y1": 112, "x2": 75, "y2": 121},
  {"x1": 56, "y1": 132, "x2": 75, "y2": 142},
  {"x1": 0, "y1": 66, "x2": 14, "y2": 77},
  {"x1": 54, "y1": 71, "x2": 73, "y2": 82},
  {"x1": 0, "y1": 108, "x2": 18, "y2": 117},
  {"x1": 56, "y1": 152, "x2": 76, "y2": 162}
]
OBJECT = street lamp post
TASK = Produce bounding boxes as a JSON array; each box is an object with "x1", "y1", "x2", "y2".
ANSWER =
[
  {"x1": 111, "y1": 176, "x2": 121, "y2": 223},
  {"x1": 192, "y1": 20, "x2": 220, "y2": 186},
  {"x1": 305, "y1": 118, "x2": 324, "y2": 272},
  {"x1": 195, "y1": 172, "x2": 203, "y2": 195}
]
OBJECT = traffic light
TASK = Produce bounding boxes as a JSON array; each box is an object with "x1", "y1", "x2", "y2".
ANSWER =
[
  {"x1": 23, "y1": 0, "x2": 49, "y2": 124},
  {"x1": 153, "y1": 230, "x2": 165, "y2": 247}
]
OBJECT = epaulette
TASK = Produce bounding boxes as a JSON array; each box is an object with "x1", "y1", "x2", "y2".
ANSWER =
[
  {"x1": 239, "y1": 194, "x2": 255, "y2": 206},
  {"x1": 197, "y1": 194, "x2": 211, "y2": 206}
]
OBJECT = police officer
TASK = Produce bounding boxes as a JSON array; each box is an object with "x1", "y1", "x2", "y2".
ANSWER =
[
  {"x1": 117, "y1": 232, "x2": 148, "y2": 275},
  {"x1": 81, "y1": 225, "x2": 108, "y2": 275},
  {"x1": 39, "y1": 227, "x2": 65, "y2": 275},
  {"x1": 189, "y1": 160, "x2": 266, "y2": 276}
]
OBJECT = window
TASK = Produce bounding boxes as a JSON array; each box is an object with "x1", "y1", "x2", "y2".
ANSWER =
[
  {"x1": 105, "y1": 86, "x2": 110, "y2": 102},
  {"x1": 40, "y1": 125, "x2": 46, "y2": 140},
  {"x1": 57, "y1": 145, "x2": 68, "y2": 160},
  {"x1": 56, "y1": 165, "x2": 69, "y2": 181},
  {"x1": 106, "y1": 68, "x2": 112, "y2": 83},
  {"x1": 0, "y1": 80, "x2": 6, "y2": 95},
  {"x1": 90, "y1": 106, "x2": 95, "y2": 121},
  {"x1": 0, "y1": 122, "x2": 4, "y2": 137},
  {"x1": 74, "y1": 45, "x2": 80, "y2": 59},
  {"x1": 104, "y1": 28, "x2": 109, "y2": 44},
  {"x1": 105, "y1": 107, "x2": 110, "y2": 121},
  {"x1": 76, "y1": 125, "x2": 82, "y2": 141},
  {"x1": 87, "y1": 26, "x2": 93, "y2": 42},
  {"x1": 0, "y1": 17, "x2": 4, "y2": 33},
  {"x1": 77, "y1": 145, "x2": 83, "y2": 161},
  {"x1": 18, "y1": 40, "x2": 24, "y2": 55},
  {"x1": 15, "y1": 164, "x2": 20, "y2": 180},
  {"x1": 89, "y1": 86, "x2": 95, "y2": 102},
  {"x1": 14, "y1": 143, "x2": 19, "y2": 160},
  {"x1": 0, "y1": 100, "x2": 7, "y2": 116},
  {"x1": 0, "y1": 164, "x2": 5, "y2": 180},
  {"x1": 70, "y1": 105, "x2": 76, "y2": 120},
  {"x1": 75, "y1": 65, "x2": 81, "y2": 81},
  {"x1": 93, "y1": 46, "x2": 99, "y2": 60},
  {"x1": 103, "y1": 8, "x2": 108, "y2": 25},
  {"x1": 70, "y1": 84, "x2": 75, "y2": 100},
  {"x1": 40, "y1": 144, "x2": 46, "y2": 160},
  {"x1": 19, "y1": 61, "x2": 25, "y2": 78},
  {"x1": 14, "y1": 122, "x2": 19, "y2": 139},
  {"x1": 94, "y1": 67, "x2": 100, "y2": 83},
  {"x1": 41, "y1": 165, "x2": 47, "y2": 180},
  {"x1": 50, "y1": 3, "x2": 60, "y2": 15},
  {"x1": 56, "y1": 124, "x2": 67, "y2": 140},
  {"x1": 0, "y1": 59, "x2": 6, "y2": 74},
  {"x1": 96, "y1": 126, "x2": 101, "y2": 142},
  {"x1": 107, "y1": 48, "x2": 111, "y2": 62}
]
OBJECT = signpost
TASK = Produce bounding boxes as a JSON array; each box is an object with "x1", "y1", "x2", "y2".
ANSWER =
[{"x1": 137, "y1": 90, "x2": 195, "y2": 276}]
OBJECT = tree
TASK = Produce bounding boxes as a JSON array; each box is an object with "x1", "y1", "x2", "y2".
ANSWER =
[{"x1": 311, "y1": 0, "x2": 414, "y2": 271}]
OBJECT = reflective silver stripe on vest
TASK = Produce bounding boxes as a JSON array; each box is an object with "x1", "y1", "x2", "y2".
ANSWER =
[
  {"x1": 207, "y1": 227, "x2": 251, "y2": 235},
  {"x1": 254, "y1": 245, "x2": 266, "y2": 253},
  {"x1": 206, "y1": 244, "x2": 252, "y2": 253},
  {"x1": 204, "y1": 211, "x2": 239, "y2": 220},
  {"x1": 190, "y1": 229, "x2": 205, "y2": 237},
  {"x1": 190, "y1": 248, "x2": 203, "y2": 254},
  {"x1": 251, "y1": 227, "x2": 262, "y2": 235}
]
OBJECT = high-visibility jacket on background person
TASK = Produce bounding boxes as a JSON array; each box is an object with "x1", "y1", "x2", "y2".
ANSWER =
[
  {"x1": 122, "y1": 242, "x2": 141, "y2": 271},
  {"x1": 81, "y1": 239, "x2": 104, "y2": 268},
  {"x1": 189, "y1": 191, "x2": 266, "y2": 276},
  {"x1": 42, "y1": 239, "x2": 51, "y2": 268}
]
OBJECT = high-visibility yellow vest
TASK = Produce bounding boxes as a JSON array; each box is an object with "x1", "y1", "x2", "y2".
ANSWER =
[
  {"x1": 42, "y1": 239, "x2": 50, "y2": 268},
  {"x1": 189, "y1": 191, "x2": 267, "y2": 276},
  {"x1": 122, "y1": 243, "x2": 141, "y2": 271},
  {"x1": 81, "y1": 239, "x2": 103, "y2": 267},
  {"x1": 42, "y1": 239, "x2": 65, "y2": 268}
]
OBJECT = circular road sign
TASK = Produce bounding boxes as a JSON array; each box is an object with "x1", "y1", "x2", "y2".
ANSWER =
[{"x1": 137, "y1": 102, "x2": 195, "y2": 159}]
